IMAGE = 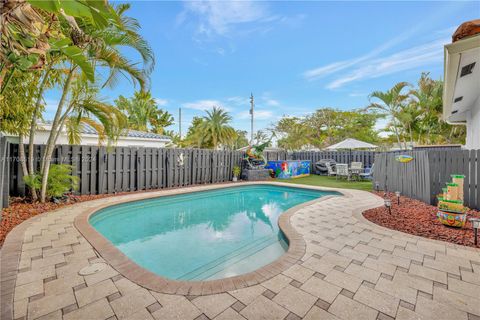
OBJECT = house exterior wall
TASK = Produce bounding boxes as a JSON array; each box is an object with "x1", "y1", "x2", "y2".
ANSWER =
[
  {"x1": 466, "y1": 96, "x2": 480, "y2": 149},
  {"x1": 6, "y1": 131, "x2": 170, "y2": 148}
]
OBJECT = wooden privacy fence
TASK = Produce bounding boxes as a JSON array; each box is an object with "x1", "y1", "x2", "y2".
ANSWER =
[
  {"x1": 0, "y1": 137, "x2": 9, "y2": 208},
  {"x1": 373, "y1": 150, "x2": 479, "y2": 210},
  {"x1": 5, "y1": 143, "x2": 245, "y2": 203},
  {"x1": 291, "y1": 151, "x2": 376, "y2": 173}
]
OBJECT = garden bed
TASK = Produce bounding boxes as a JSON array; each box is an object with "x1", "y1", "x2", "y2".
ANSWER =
[{"x1": 363, "y1": 192, "x2": 480, "y2": 248}]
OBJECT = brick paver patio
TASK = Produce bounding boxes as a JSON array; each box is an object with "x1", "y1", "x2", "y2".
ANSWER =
[{"x1": 1, "y1": 182, "x2": 479, "y2": 320}]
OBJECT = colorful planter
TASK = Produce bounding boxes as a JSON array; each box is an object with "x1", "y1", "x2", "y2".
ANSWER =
[
  {"x1": 437, "y1": 211, "x2": 467, "y2": 228},
  {"x1": 438, "y1": 200, "x2": 466, "y2": 213},
  {"x1": 451, "y1": 174, "x2": 465, "y2": 201}
]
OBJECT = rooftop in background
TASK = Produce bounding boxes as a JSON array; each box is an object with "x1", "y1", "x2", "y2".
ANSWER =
[
  {"x1": 325, "y1": 138, "x2": 378, "y2": 150},
  {"x1": 2, "y1": 122, "x2": 171, "y2": 148},
  {"x1": 40, "y1": 121, "x2": 171, "y2": 141}
]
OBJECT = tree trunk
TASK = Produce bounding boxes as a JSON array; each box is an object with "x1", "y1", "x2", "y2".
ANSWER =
[
  {"x1": 19, "y1": 135, "x2": 38, "y2": 201},
  {"x1": 391, "y1": 118, "x2": 403, "y2": 149},
  {"x1": 39, "y1": 70, "x2": 75, "y2": 203},
  {"x1": 27, "y1": 65, "x2": 53, "y2": 201},
  {"x1": 409, "y1": 125, "x2": 414, "y2": 148}
]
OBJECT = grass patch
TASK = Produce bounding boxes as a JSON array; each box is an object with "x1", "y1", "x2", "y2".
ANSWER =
[{"x1": 279, "y1": 174, "x2": 373, "y2": 191}]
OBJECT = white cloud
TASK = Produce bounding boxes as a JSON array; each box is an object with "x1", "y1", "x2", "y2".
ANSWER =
[
  {"x1": 375, "y1": 118, "x2": 391, "y2": 138},
  {"x1": 179, "y1": 0, "x2": 276, "y2": 37},
  {"x1": 182, "y1": 99, "x2": 229, "y2": 111},
  {"x1": 154, "y1": 98, "x2": 168, "y2": 106},
  {"x1": 237, "y1": 110, "x2": 274, "y2": 120},
  {"x1": 326, "y1": 38, "x2": 446, "y2": 89},
  {"x1": 227, "y1": 96, "x2": 249, "y2": 105},
  {"x1": 303, "y1": 19, "x2": 455, "y2": 86},
  {"x1": 303, "y1": 30, "x2": 416, "y2": 81},
  {"x1": 264, "y1": 99, "x2": 280, "y2": 107},
  {"x1": 348, "y1": 92, "x2": 367, "y2": 97}
]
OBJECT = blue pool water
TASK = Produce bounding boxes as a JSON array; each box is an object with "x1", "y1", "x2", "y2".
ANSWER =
[{"x1": 90, "y1": 185, "x2": 338, "y2": 280}]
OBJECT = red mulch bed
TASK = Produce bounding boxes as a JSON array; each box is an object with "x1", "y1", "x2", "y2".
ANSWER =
[
  {"x1": 0, "y1": 192, "x2": 138, "y2": 246},
  {"x1": 364, "y1": 192, "x2": 480, "y2": 248}
]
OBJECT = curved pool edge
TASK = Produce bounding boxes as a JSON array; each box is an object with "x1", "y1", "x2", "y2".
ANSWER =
[{"x1": 74, "y1": 181, "x2": 347, "y2": 295}]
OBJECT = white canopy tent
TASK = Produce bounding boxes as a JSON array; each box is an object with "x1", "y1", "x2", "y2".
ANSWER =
[{"x1": 326, "y1": 138, "x2": 378, "y2": 150}]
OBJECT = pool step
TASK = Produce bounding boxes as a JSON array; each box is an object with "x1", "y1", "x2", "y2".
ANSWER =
[{"x1": 178, "y1": 235, "x2": 283, "y2": 281}]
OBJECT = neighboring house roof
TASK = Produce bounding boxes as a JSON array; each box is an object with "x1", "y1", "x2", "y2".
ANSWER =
[
  {"x1": 452, "y1": 19, "x2": 480, "y2": 42},
  {"x1": 39, "y1": 121, "x2": 171, "y2": 141},
  {"x1": 443, "y1": 21, "x2": 480, "y2": 123},
  {"x1": 325, "y1": 138, "x2": 378, "y2": 150}
]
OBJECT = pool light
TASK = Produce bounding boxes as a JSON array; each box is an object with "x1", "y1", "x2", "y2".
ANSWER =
[
  {"x1": 395, "y1": 191, "x2": 401, "y2": 205},
  {"x1": 384, "y1": 198, "x2": 392, "y2": 215},
  {"x1": 470, "y1": 217, "x2": 480, "y2": 246}
]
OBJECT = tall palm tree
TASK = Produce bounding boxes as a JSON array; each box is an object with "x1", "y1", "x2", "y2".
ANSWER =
[
  {"x1": 37, "y1": 3, "x2": 155, "y2": 202},
  {"x1": 367, "y1": 82, "x2": 410, "y2": 149},
  {"x1": 200, "y1": 107, "x2": 237, "y2": 149}
]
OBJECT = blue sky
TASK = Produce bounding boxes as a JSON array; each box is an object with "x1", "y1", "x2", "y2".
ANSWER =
[{"x1": 44, "y1": 1, "x2": 479, "y2": 137}]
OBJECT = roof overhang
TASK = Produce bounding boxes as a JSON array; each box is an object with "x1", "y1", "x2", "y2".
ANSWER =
[{"x1": 443, "y1": 34, "x2": 480, "y2": 124}]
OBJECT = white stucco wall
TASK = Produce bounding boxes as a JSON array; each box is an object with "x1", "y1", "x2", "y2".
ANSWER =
[{"x1": 466, "y1": 96, "x2": 480, "y2": 150}]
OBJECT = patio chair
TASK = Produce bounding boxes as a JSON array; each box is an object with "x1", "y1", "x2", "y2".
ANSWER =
[
  {"x1": 336, "y1": 164, "x2": 350, "y2": 180},
  {"x1": 351, "y1": 162, "x2": 363, "y2": 170},
  {"x1": 325, "y1": 163, "x2": 336, "y2": 177},
  {"x1": 360, "y1": 163, "x2": 375, "y2": 180}
]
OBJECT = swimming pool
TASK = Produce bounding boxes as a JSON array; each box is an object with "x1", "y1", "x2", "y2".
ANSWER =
[{"x1": 90, "y1": 185, "x2": 338, "y2": 281}]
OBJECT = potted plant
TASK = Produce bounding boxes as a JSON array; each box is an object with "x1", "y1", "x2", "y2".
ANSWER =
[{"x1": 232, "y1": 166, "x2": 241, "y2": 182}]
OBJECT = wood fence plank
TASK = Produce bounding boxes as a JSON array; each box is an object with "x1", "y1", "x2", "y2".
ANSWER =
[
  {"x1": 90, "y1": 147, "x2": 97, "y2": 195},
  {"x1": 98, "y1": 147, "x2": 106, "y2": 194},
  {"x1": 81, "y1": 146, "x2": 89, "y2": 194},
  {"x1": 107, "y1": 149, "x2": 114, "y2": 194}
]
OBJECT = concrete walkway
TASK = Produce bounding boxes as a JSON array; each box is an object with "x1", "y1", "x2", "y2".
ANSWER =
[{"x1": 1, "y1": 184, "x2": 479, "y2": 320}]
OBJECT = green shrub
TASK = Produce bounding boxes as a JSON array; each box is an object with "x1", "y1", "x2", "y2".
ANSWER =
[
  {"x1": 23, "y1": 173, "x2": 41, "y2": 191},
  {"x1": 23, "y1": 164, "x2": 79, "y2": 199},
  {"x1": 47, "y1": 164, "x2": 79, "y2": 198},
  {"x1": 232, "y1": 165, "x2": 241, "y2": 177}
]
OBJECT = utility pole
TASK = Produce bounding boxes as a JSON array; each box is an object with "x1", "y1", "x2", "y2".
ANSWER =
[
  {"x1": 178, "y1": 107, "x2": 182, "y2": 139},
  {"x1": 249, "y1": 93, "x2": 254, "y2": 145}
]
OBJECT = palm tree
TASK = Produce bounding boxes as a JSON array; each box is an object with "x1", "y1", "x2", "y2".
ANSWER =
[
  {"x1": 367, "y1": 82, "x2": 410, "y2": 149},
  {"x1": 151, "y1": 109, "x2": 174, "y2": 135},
  {"x1": 200, "y1": 107, "x2": 237, "y2": 149},
  {"x1": 37, "y1": 3, "x2": 155, "y2": 202},
  {"x1": 409, "y1": 73, "x2": 444, "y2": 144},
  {"x1": 64, "y1": 84, "x2": 128, "y2": 147},
  {"x1": 116, "y1": 91, "x2": 173, "y2": 134}
]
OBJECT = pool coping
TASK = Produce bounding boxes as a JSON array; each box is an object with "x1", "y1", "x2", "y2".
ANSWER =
[{"x1": 74, "y1": 181, "x2": 347, "y2": 295}]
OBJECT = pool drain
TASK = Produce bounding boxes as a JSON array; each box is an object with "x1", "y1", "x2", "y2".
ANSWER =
[{"x1": 79, "y1": 262, "x2": 107, "y2": 276}]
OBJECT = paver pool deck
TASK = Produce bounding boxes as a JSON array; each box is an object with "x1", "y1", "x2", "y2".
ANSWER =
[{"x1": 1, "y1": 182, "x2": 480, "y2": 320}]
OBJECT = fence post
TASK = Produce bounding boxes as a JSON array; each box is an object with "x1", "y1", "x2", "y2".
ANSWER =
[{"x1": 0, "y1": 137, "x2": 9, "y2": 210}]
